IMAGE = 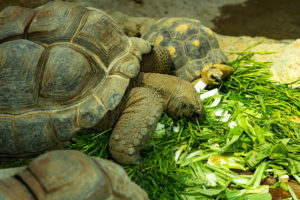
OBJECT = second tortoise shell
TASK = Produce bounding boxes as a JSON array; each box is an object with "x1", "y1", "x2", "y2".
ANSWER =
[{"x1": 142, "y1": 17, "x2": 228, "y2": 81}]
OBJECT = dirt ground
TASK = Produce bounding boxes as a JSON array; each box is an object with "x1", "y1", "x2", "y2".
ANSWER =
[
  {"x1": 213, "y1": 0, "x2": 300, "y2": 40},
  {"x1": 1, "y1": 0, "x2": 299, "y2": 40}
]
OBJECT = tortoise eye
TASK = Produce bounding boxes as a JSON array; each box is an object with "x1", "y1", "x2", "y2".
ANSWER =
[
  {"x1": 189, "y1": 104, "x2": 195, "y2": 110},
  {"x1": 182, "y1": 103, "x2": 187, "y2": 109},
  {"x1": 210, "y1": 74, "x2": 216, "y2": 80},
  {"x1": 192, "y1": 112, "x2": 201, "y2": 118}
]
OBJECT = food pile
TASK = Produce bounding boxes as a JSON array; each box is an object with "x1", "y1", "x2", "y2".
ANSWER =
[{"x1": 70, "y1": 51, "x2": 300, "y2": 199}]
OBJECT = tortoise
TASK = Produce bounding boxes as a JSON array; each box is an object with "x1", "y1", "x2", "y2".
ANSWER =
[
  {"x1": 0, "y1": 2, "x2": 203, "y2": 165},
  {"x1": 142, "y1": 17, "x2": 233, "y2": 87},
  {"x1": 0, "y1": 150, "x2": 149, "y2": 200}
]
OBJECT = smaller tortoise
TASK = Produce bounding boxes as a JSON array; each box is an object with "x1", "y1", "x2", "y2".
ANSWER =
[
  {"x1": 142, "y1": 17, "x2": 233, "y2": 87},
  {"x1": 0, "y1": 150, "x2": 148, "y2": 200},
  {"x1": 0, "y1": 2, "x2": 202, "y2": 164}
]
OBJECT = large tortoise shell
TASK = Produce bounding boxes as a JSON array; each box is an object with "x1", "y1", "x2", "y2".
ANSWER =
[
  {"x1": 0, "y1": 2, "x2": 147, "y2": 155},
  {"x1": 0, "y1": 150, "x2": 148, "y2": 199},
  {"x1": 142, "y1": 17, "x2": 228, "y2": 81}
]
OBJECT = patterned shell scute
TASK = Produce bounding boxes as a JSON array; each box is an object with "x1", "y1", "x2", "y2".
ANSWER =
[
  {"x1": 0, "y1": 39, "x2": 44, "y2": 112},
  {"x1": 0, "y1": 1, "x2": 139, "y2": 155},
  {"x1": 94, "y1": 75, "x2": 130, "y2": 111},
  {"x1": 27, "y1": 150, "x2": 108, "y2": 199},
  {"x1": 40, "y1": 46, "x2": 93, "y2": 100},
  {"x1": 10, "y1": 150, "x2": 149, "y2": 199},
  {"x1": 14, "y1": 113, "x2": 58, "y2": 153},
  {"x1": 52, "y1": 108, "x2": 78, "y2": 142},
  {"x1": 168, "y1": 39, "x2": 188, "y2": 69},
  {"x1": 73, "y1": 9, "x2": 128, "y2": 67},
  {"x1": 0, "y1": 6, "x2": 35, "y2": 41},
  {"x1": 142, "y1": 17, "x2": 228, "y2": 73},
  {"x1": 0, "y1": 117, "x2": 17, "y2": 154},
  {"x1": 78, "y1": 94, "x2": 107, "y2": 129},
  {"x1": 28, "y1": 1, "x2": 87, "y2": 43}
]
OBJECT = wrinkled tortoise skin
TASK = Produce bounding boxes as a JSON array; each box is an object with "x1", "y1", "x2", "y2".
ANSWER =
[{"x1": 0, "y1": 150, "x2": 149, "y2": 200}]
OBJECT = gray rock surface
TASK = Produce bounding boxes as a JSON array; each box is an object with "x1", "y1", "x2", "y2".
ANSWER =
[
  {"x1": 70, "y1": 0, "x2": 247, "y2": 29},
  {"x1": 216, "y1": 35, "x2": 299, "y2": 88}
]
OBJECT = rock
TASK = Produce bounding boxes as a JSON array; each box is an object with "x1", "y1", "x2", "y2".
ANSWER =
[
  {"x1": 107, "y1": 11, "x2": 157, "y2": 37},
  {"x1": 271, "y1": 39, "x2": 300, "y2": 87},
  {"x1": 68, "y1": 0, "x2": 247, "y2": 29},
  {"x1": 216, "y1": 35, "x2": 299, "y2": 88}
]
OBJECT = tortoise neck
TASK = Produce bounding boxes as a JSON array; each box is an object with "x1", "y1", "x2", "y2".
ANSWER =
[
  {"x1": 136, "y1": 72, "x2": 181, "y2": 108},
  {"x1": 140, "y1": 46, "x2": 172, "y2": 74}
]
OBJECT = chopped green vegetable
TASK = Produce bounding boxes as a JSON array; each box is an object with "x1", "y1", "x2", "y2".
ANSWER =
[
  {"x1": 207, "y1": 154, "x2": 246, "y2": 170},
  {"x1": 226, "y1": 186, "x2": 271, "y2": 200},
  {"x1": 69, "y1": 129, "x2": 111, "y2": 158},
  {"x1": 287, "y1": 185, "x2": 299, "y2": 200}
]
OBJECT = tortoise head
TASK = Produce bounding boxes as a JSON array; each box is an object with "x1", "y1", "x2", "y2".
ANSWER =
[
  {"x1": 196, "y1": 64, "x2": 233, "y2": 87},
  {"x1": 166, "y1": 79, "x2": 203, "y2": 121}
]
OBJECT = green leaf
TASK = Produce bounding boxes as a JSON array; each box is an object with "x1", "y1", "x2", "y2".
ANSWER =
[
  {"x1": 245, "y1": 192, "x2": 272, "y2": 200},
  {"x1": 220, "y1": 126, "x2": 244, "y2": 153},
  {"x1": 207, "y1": 154, "x2": 246, "y2": 170},
  {"x1": 225, "y1": 189, "x2": 245, "y2": 200},
  {"x1": 185, "y1": 188, "x2": 224, "y2": 197},
  {"x1": 246, "y1": 144, "x2": 272, "y2": 168},
  {"x1": 269, "y1": 142, "x2": 289, "y2": 160},
  {"x1": 287, "y1": 159, "x2": 300, "y2": 174},
  {"x1": 271, "y1": 142, "x2": 288, "y2": 154},
  {"x1": 287, "y1": 185, "x2": 299, "y2": 200}
]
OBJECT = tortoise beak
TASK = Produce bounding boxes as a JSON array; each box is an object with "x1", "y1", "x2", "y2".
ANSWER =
[
  {"x1": 208, "y1": 70, "x2": 223, "y2": 85},
  {"x1": 210, "y1": 73, "x2": 222, "y2": 83},
  {"x1": 192, "y1": 111, "x2": 202, "y2": 120}
]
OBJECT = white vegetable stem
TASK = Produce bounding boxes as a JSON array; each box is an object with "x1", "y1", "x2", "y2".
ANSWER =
[
  {"x1": 194, "y1": 80, "x2": 207, "y2": 93},
  {"x1": 200, "y1": 88, "x2": 218, "y2": 100}
]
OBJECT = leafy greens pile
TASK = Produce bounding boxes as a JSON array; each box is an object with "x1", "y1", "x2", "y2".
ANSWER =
[{"x1": 70, "y1": 51, "x2": 300, "y2": 199}]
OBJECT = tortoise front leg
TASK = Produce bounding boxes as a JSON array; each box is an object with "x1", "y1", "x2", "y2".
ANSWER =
[{"x1": 109, "y1": 87, "x2": 163, "y2": 165}]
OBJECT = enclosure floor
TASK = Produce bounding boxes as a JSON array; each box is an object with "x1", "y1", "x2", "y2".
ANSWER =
[{"x1": 213, "y1": 0, "x2": 300, "y2": 39}]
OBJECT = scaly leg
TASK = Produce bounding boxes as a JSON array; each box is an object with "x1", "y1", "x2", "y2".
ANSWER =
[{"x1": 109, "y1": 87, "x2": 163, "y2": 165}]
